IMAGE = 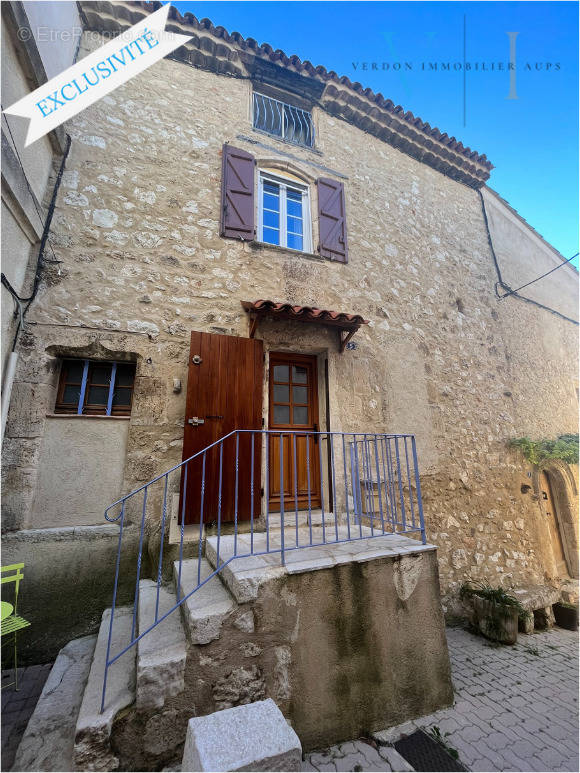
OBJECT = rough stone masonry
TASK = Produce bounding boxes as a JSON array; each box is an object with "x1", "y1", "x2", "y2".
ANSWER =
[{"x1": 1, "y1": 2, "x2": 578, "y2": 662}]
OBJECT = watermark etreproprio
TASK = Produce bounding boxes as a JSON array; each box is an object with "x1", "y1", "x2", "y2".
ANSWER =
[{"x1": 16, "y1": 25, "x2": 170, "y2": 44}]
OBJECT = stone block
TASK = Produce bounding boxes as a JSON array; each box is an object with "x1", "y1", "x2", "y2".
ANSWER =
[
  {"x1": 533, "y1": 605, "x2": 555, "y2": 630},
  {"x1": 181, "y1": 699, "x2": 301, "y2": 771},
  {"x1": 173, "y1": 558, "x2": 235, "y2": 644},
  {"x1": 74, "y1": 607, "x2": 136, "y2": 772},
  {"x1": 13, "y1": 635, "x2": 97, "y2": 772},
  {"x1": 137, "y1": 580, "x2": 186, "y2": 709}
]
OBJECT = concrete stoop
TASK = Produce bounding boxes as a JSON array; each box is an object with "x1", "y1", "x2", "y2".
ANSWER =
[{"x1": 13, "y1": 527, "x2": 452, "y2": 771}]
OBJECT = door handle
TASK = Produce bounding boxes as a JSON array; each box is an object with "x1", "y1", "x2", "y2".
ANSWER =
[
  {"x1": 187, "y1": 417, "x2": 205, "y2": 426},
  {"x1": 313, "y1": 423, "x2": 318, "y2": 444}
]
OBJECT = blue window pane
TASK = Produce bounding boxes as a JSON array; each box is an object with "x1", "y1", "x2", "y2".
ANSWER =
[
  {"x1": 263, "y1": 209, "x2": 280, "y2": 229},
  {"x1": 263, "y1": 181, "x2": 279, "y2": 195},
  {"x1": 263, "y1": 193, "x2": 280, "y2": 212},
  {"x1": 263, "y1": 227, "x2": 280, "y2": 245},
  {"x1": 287, "y1": 216, "x2": 303, "y2": 235},
  {"x1": 287, "y1": 188, "x2": 301, "y2": 202},
  {"x1": 287, "y1": 198, "x2": 302, "y2": 218},
  {"x1": 287, "y1": 232, "x2": 303, "y2": 251}
]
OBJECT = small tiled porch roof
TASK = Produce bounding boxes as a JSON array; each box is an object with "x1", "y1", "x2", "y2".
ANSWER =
[{"x1": 241, "y1": 300, "x2": 369, "y2": 352}]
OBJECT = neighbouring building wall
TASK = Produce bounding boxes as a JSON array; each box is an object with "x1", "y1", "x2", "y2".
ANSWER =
[
  {"x1": 2, "y1": 18, "x2": 577, "y2": 659},
  {"x1": 1, "y1": 1, "x2": 80, "y2": 384},
  {"x1": 22, "y1": 1, "x2": 82, "y2": 80}
]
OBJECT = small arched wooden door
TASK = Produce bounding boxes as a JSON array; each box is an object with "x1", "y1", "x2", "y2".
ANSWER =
[{"x1": 539, "y1": 470, "x2": 569, "y2": 578}]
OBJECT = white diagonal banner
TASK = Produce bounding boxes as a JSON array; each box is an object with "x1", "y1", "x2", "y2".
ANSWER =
[{"x1": 3, "y1": 4, "x2": 192, "y2": 146}]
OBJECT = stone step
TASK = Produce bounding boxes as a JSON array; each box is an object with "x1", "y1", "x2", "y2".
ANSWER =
[
  {"x1": 268, "y1": 508, "x2": 340, "y2": 530},
  {"x1": 173, "y1": 558, "x2": 236, "y2": 644},
  {"x1": 205, "y1": 525, "x2": 431, "y2": 603},
  {"x1": 14, "y1": 635, "x2": 97, "y2": 772},
  {"x1": 205, "y1": 532, "x2": 285, "y2": 603},
  {"x1": 74, "y1": 606, "x2": 136, "y2": 771},
  {"x1": 137, "y1": 579, "x2": 187, "y2": 710}
]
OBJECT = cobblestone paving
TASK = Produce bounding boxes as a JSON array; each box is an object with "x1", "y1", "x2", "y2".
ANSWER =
[
  {"x1": 1, "y1": 664, "x2": 52, "y2": 771},
  {"x1": 303, "y1": 626, "x2": 579, "y2": 772}
]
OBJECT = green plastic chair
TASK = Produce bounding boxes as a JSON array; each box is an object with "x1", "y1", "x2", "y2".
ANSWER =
[{"x1": 1, "y1": 563, "x2": 31, "y2": 690}]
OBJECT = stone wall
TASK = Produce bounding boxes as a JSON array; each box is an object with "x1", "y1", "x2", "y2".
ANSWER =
[
  {"x1": 0, "y1": 1, "x2": 79, "y2": 382},
  {"x1": 2, "y1": 27, "x2": 578, "y2": 645},
  {"x1": 112, "y1": 547, "x2": 453, "y2": 764}
]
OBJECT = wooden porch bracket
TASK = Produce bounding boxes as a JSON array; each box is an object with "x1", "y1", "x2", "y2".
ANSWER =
[
  {"x1": 248, "y1": 314, "x2": 259, "y2": 339},
  {"x1": 339, "y1": 328, "x2": 357, "y2": 353}
]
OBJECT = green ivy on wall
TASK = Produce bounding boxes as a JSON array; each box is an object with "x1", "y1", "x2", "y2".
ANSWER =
[{"x1": 509, "y1": 434, "x2": 579, "y2": 466}]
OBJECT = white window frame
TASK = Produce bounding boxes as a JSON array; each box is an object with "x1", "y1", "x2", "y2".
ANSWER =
[{"x1": 257, "y1": 171, "x2": 312, "y2": 253}]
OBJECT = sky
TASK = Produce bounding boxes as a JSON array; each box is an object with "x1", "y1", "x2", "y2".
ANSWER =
[{"x1": 172, "y1": 0, "x2": 579, "y2": 266}]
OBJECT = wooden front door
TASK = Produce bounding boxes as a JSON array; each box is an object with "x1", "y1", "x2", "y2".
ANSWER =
[
  {"x1": 268, "y1": 353, "x2": 321, "y2": 511},
  {"x1": 539, "y1": 470, "x2": 569, "y2": 577},
  {"x1": 181, "y1": 332, "x2": 263, "y2": 524}
]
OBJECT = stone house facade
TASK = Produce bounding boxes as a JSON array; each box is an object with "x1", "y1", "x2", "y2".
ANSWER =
[{"x1": 2, "y1": 0, "x2": 578, "y2": 661}]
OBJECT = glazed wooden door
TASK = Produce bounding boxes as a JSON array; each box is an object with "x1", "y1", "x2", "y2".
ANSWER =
[
  {"x1": 181, "y1": 332, "x2": 263, "y2": 524},
  {"x1": 268, "y1": 353, "x2": 321, "y2": 511},
  {"x1": 539, "y1": 471, "x2": 568, "y2": 577}
]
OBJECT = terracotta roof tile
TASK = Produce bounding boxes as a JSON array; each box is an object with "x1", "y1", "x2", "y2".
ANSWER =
[
  {"x1": 80, "y1": 2, "x2": 492, "y2": 180},
  {"x1": 140, "y1": 1, "x2": 492, "y2": 170},
  {"x1": 241, "y1": 300, "x2": 369, "y2": 329}
]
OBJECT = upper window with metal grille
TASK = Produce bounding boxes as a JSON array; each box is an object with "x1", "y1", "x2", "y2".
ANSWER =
[{"x1": 252, "y1": 92, "x2": 314, "y2": 148}]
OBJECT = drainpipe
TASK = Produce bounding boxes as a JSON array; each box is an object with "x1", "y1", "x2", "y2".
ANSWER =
[
  {"x1": 1, "y1": 352, "x2": 18, "y2": 444},
  {"x1": 0, "y1": 134, "x2": 71, "y2": 444}
]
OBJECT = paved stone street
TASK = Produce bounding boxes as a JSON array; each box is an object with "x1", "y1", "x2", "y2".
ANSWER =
[
  {"x1": 303, "y1": 626, "x2": 579, "y2": 772},
  {"x1": 1, "y1": 664, "x2": 52, "y2": 771}
]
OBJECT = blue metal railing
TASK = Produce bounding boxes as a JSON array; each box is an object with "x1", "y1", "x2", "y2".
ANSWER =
[{"x1": 100, "y1": 430, "x2": 425, "y2": 712}]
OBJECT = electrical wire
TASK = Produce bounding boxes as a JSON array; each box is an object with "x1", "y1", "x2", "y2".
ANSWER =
[
  {"x1": 2, "y1": 121, "x2": 72, "y2": 350},
  {"x1": 1, "y1": 106, "x2": 62, "y2": 265},
  {"x1": 498, "y1": 252, "x2": 579, "y2": 299},
  {"x1": 478, "y1": 190, "x2": 578, "y2": 326}
]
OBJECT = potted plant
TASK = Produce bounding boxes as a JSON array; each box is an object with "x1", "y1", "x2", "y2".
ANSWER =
[
  {"x1": 553, "y1": 601, "x2": 579, "y2": 630},
  {"x1": 460, "y1": 580, "x2": 531, "y2": 645}
]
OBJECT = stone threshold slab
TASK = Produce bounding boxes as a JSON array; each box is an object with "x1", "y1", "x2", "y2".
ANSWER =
[{"x1": 206, "y1": 528, "x2": 435, "y2": 602}]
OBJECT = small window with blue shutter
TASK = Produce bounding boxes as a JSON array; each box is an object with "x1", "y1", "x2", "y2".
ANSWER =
[{"x1": 55, "y1": 359, "x2": 136, "y2": 416}]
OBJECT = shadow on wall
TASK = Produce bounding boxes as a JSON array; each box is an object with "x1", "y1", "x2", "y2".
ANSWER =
[{"x1": 1, "y1": 525, "x2": 145, "y2": 664}]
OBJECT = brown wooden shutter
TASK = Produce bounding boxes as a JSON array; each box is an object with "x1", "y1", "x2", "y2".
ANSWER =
[
  {"x1": 317, "y1": 177, "x2": 348, "y2": 263},
  {"x1": 181, "y1": 331, "x2": 263, "y2": 523},
  {"x1": 220, "y1": 144, "x2": 255, "y2": 240}
]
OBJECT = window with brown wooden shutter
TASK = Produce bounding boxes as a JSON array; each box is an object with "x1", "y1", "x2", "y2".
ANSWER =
[
  {"x1": 220, "y1": 144, "x2": 256, "y2": 240},
  {"x1": 316, "y1": 178, "x2": 348, "y2": 263}
]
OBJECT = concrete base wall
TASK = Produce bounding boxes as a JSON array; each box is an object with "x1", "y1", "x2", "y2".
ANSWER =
[
  {"x1": 1, "y1": 525, "x2": 144, "y2": 663},
  {"x1": 112, "y1": 546, "x2": 452, "y2": 765},
  {"x1": 281, "y1": 551, "x2": 453, "y2": 748}
]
